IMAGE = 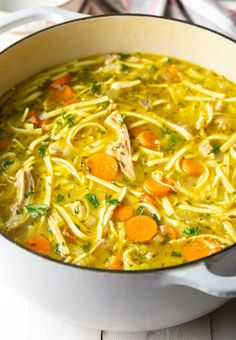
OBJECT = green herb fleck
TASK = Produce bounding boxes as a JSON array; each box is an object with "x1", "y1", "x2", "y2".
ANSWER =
[
  {"x1": 171, "y1": 251, "x2": 182, "y2": 257},
  {"x1": 84, "y1": 193, "x2": 99, "y2": 208},
  {"x1": 151, "y1": 213, "x2": 160, "y2": 223},
  {"x1": 82, "y1": 241, "x2": 91, "y2": 251},
  {"x1": 120, "y1": 64, "x2": 131, "y2": 73},
  {"x1": 55, "y1": 243, "x2": 61, "y2": 255},
  {"x1": 183, "y1": 226, "x2": 201, "y2": 236},
  {"x1": 203, "y1": 213, "x2": 211, "y2": 219},
  {"x1": 74, "y1": 206, "x2": 80, "y2": 214},
  {"x1": 136, "y1": 207, "x2": 146, "y2": 215},
  {"x1": 26, "y1": 204, "x2": 49, "y2": 218},
  {"x1": 212, "y1": 142, "x2": 221, "y2": 154},
  {"x1": 121, "y1": 113, "x2": 126, "y2": 124},
  {"x1": 1, "y1": 159, "x2": 14, "y2": 170},
  {"x1": 150, "y1": 64, "x2": 158, "y2": 72},
  {"x1": 38, "y1": 144, "x2": 47, "y2": 157},
  {"x1": 165, "y1": 133, "x2": 181, "y2": 152},
  {"x1": 56, "y1": 194, "x2": 65, "y2": 203},
  {"x1": 119, "y1": 53, "x2": 130, "y2": 60},
  {"x1": 97, "y1": 128, "x2": 106, "y2": 134},
  {"x1": 62, "y1": 112, "x2": 75, "y2": 127},
  {"x1": 106, "y1": 198, "x2": 120, "y2": 206},
  {"x1": 90, "y1": 80, "x2": 100, "y2": 94},
  {"x1": 25, "y1": 186, "x2": 34, "y2": 198}
]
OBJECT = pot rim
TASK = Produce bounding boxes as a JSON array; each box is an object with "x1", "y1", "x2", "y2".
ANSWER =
[{"x1": 1, "y1": 13, "x2": 236, "y2": 274}]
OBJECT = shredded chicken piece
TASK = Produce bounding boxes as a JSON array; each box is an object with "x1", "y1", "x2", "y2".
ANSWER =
[
  {"x1": 199, "y1": 140, "x2": 213, "y2": 158},
  {"x1": 15, "y1": 169, "x2": 35, "y2": 210},
  {"x1": 105, "y1": 112, "x2": 136, "y2": 180}
]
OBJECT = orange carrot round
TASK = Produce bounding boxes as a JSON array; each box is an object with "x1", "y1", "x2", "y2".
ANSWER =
[
  {"x1": 26, "y1": 235, "x2": 51, "y2": 255},
  {"x1": 28, "y1": 109, "x2": 42, "y2": 127},
  {"x1": 140, "y1": 194, "x2": 158, "y2": 207},
  {"x1": 137, "y1": 130, "x2": 158, "y2": 149},
  {"x1": 50, "y1": 74, "x2": 72, "y2": 88},
  {"x1": 183, "y1": 241, "x2": 211, "y2": 261},
  {"x1": 0, "y1": 138, "x2": 9, "y2": 149},
  {"x1": 129, "y1": 126, "x2": 142, "y2": 138},
  {"x1": 63, "y1": 227, "x2": 77, "y2": 242},
  {"x1": 87, "y1": 153, "x2": 118, "y2": 181},
  {"x1": 41, "y1": 119, "x2": 51, "y2": 133},
  {"x1": 182, "y1": 158, "x2": 203, "y2": 177},
  {"x1": 125, "y1": 215, "x2": 158, "y2": 243},
  {"x1": 160, "y1": 225, "x2": 177, "y2": 240},
  {"x1": 113, "y1": 205, "x2": 134, "y2": 221},
  {"x1": 108, "y1": 256, "x2": 123, "y2": 270},
  {"x1": 52, "y1": 85, "x2": 74, "y2": 101},
  {"x1": 143, "y1": 177, "x2": 171, "y2": 198}
]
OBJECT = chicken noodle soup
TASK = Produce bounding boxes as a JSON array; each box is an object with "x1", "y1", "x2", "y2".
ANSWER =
[{"x1": 0, "y1": 53, "x2": 236, "y2": 270}]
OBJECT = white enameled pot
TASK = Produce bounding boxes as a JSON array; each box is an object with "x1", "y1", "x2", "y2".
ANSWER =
[{"x1": 0, "y1": 7, "x2": 236, "y2": 332}]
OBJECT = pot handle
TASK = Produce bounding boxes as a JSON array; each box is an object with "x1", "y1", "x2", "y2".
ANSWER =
[
  {"x1": 167, "y1": 261, "x2": 236, "y2": 298},
  {"x1": 0, "y1": 6, "x2": 89, "y2": 35}
]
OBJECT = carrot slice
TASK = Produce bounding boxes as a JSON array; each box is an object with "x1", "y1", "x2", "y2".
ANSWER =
[
  {"x1": 140, "y1": 194, "x2": 158, "y2": 207},
  {"x1": 129, "y1": 126, "x2": 142, "y2": 138},
  {"x1": 50, "y1": 74, "x2": 72, "y2": 88},
  {"x1": 0, "y1": 138, "x2": 9, "y2": 149},
  {"x1": 143, "y1": 177, "x2": 171, "y2": 198},
  {"x1": 41, "y1": 119, "x2": 51, "y2": 133},
  {"x1": 28, "y1": 109, "x2": 42, "y2": 127},
  {"x1": 137, "y1": 130, "x2": 158, "y2": 149},
  {"x1": 87, "y1": 153, "x2": 118, "y2": 181},
  {"x1": 160, "y1": 225, "x2": 177, "y2": 240},
  {"x1": 52, "y1": 85, "x2": 74, "y2": 101},
  {"x1": 183, "y1": 241, "x2": 211, "y2": 261},
  {"x1": 63, "y1": 227, "x2": 77, "y2": 242},
  {"x1": 64, "y1": 98, "x2": 80, "y2": 105},
  {"x1": 182, "y1": 158, "x2": 203, "y2": 177},
  {"x1": 125, "y1": 215, "x2": 158, "y2": 243},
  {"x1": 26, "y1": 235, "x2": 51, "y2": 255},
  {"x1": 113, "y1": 205, "x2": 134, "y2": 221},
  {"x1": 108, "y1": 256, "x2": 123, "y2": 270}
]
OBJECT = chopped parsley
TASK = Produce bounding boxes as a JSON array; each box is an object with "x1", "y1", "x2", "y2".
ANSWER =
[
  {"x1": 150, "y1": 64, "x2": 158, "y2": 72},
  {"x1": 55, "y1": 243, "x2": 61, "y2": 255},
  {"x1": 38, "y1": 144, "x2": 47, "y2": 157},
  {"x1": 171, "y1": 251, "x2": 182, "y2": 257},
  {"x1": 120, "y1": 64, "x2": 131, "y2": 73},
  {"x1": 106, "y1": 198, "x2": 120, "y2": 206},
  {"x1": 25, "y1": 186, "x2": 34, "y2": 198},
  {"x1": 136, "y1": 207, "x2": 146, "y2": 215},
  {"x1": 120, "y1": 113, "x2": 126, "y2": 124},
  {"x1": 90, "y1": 80, "x2": 100, "y2": 94},
  {"x1": 165, "y1": 133, "x2": 181, "y2": 152},
  {"x1": 26, "y1": 204, "x2": 49, "y2": 218},
  {"x1": 82, "y1": 241, "x2": 91, "y2": 251},
  {"x1": 74, "y1": 206, "x2": 80, "y2": 214},
  {"x1": 119, "y1": 53, "x2": 130, "y2": 60},
  {"x1": 183, "y1": 226, "x2": 201, "y2": 236},
  {"x1": 84, "y1": 193, "x2": 99, "y2": 208},
  {"x1": 212, "y1": 142, "x2": 221, "y2": 154},
  {"x1": 151, "y1": 213, "x2": 160, "y2": 223},
  {"x1": 97, "y1": 128, "x2": 106, "y2": 134},
  {"x1": 1, "y1": 159, "x2": 14, "y2": 170},
  {"x1": 203, "y1": 213, "x2": 211, "y2": 219},
  {"x1": 56, "y1": 194, "x2": 65, "y2": 203},
  {"x1": 58, "y1": 112, "x2": 75, "y2": 127}
]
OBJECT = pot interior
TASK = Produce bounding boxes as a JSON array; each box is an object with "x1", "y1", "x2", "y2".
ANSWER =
[{"x1": 0, "y1": 15, "x2": 236, "y2": 98}]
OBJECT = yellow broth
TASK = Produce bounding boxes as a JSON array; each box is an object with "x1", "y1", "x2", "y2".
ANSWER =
[{"x1": 0, "y1": 53, "x2": 236, "y2": 270}]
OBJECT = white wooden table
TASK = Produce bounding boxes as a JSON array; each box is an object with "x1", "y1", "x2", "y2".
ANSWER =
[{"x1": 0, "y1": 31, "x2": 236, "y2": 340}]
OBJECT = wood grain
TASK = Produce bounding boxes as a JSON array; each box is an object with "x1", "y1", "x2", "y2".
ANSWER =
[{"x1": 211, "y1": 299, "x2": 236, "y2": 340}]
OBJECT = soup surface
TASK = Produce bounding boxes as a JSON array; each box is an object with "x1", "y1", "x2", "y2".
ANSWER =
[{"x1": 0, "y1": 53, "x2": 236, "y2": 270}]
